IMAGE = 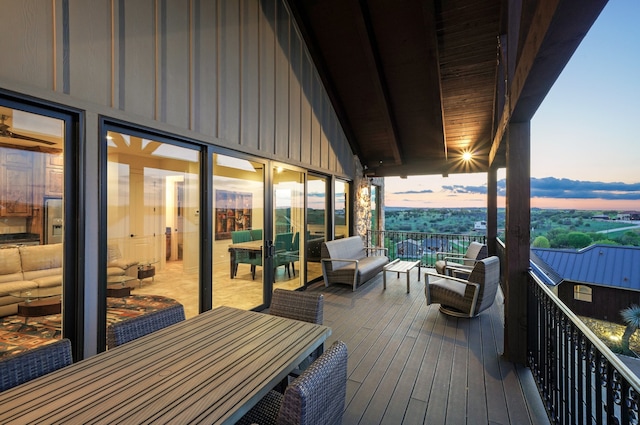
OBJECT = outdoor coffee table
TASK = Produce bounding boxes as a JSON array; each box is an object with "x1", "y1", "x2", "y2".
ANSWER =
[
  {"x1": 10, "y1": 288, "x2": 62, "y2": 322},
  {"x1": 383, "y1": 259, "x2": 421, "y2": 293}
]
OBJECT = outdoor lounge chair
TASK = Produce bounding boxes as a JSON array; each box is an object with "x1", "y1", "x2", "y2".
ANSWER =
[
  {"x1": 236, "y1": 340, "x2": 348, "y2": 425},
  {"x1": 426, "y1": 256, "x2": 500, "y2": 318},
  {"x1": 435, "y1": 241, "x2": 488, "y2": 276}
]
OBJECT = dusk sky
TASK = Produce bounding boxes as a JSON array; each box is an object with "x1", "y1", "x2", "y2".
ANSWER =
[{"x1": 385, "y1": 0, "x2": 640, "y2": 211}]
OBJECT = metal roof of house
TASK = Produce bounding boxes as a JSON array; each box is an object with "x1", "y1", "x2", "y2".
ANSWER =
[{"x1": 530, "y1": 245, "x2": 640, "y2": 290}]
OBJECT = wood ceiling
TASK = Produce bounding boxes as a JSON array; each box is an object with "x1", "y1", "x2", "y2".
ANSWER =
[{"x1": 287, "y1": 0, "x2": 608, "y2": 178}]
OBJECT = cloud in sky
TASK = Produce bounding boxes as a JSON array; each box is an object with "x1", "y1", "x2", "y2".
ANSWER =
[
  {"x1": 393, "y1": 189, "x2": 434, "y2": 195},
  {"x1": 422, "y1": 177, "x2": 640, "y2": 200}
]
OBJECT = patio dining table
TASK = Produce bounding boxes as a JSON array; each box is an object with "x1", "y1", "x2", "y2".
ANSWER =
[{"x1": 0, "y1": 306, "x2": 331, "y2": 424}]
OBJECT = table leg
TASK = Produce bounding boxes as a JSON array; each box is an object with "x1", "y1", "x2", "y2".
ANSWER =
[
  {"x1": 406, "y1": 270, "x2": 410, "y2": 293},
  {"x1": 383, "y1": 269, "x2": 387, "y2": 289},
  {"x1": 230, "y1": 250, "x2": 235, "y2": 279}
]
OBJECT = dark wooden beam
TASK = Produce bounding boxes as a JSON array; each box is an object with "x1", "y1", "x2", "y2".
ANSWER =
[
  {"x1": 504, "y1": 122, "x2": 530, "y2": 364},
  {"x1": 355, "y1": 0, "x2": 402, "y2": 165},
  {"x1": 489, "y1": 0, "x2": 560, "y2": 166}
]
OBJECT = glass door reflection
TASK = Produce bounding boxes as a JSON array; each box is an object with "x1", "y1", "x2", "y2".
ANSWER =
[{"x1": 273, "y1": 166, "x2": 304, "y2": 290}]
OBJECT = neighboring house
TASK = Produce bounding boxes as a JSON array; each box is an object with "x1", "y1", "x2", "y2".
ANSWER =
[
  {"x1": 531, "y1": 245, "x2": 640, "y2": 324},
  {"x1": 395, "y1": 237, "x2": 451, "y2": 259}
]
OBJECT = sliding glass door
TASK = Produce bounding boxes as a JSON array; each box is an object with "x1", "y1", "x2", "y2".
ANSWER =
[
  {"x1": 106, "y1": 130, "x2": 201, "y2": 325},
  {"x1": 273, "y1": 165, "x2": 304, "y2": 290},
  {"x1": 212, "y1": 154, "x2": 265, "y2": 309}
]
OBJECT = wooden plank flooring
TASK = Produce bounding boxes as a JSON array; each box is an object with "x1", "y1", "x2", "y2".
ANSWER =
[{"x1": 304, "y1": 272, "x2": 550, "y2": 425}]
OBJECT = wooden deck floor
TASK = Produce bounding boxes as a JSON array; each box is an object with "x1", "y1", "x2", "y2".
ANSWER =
[{"x1": 304, "y1": 273, "x2": 550, "y2": 425}]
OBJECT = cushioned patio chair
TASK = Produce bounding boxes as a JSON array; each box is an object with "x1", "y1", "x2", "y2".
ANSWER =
[
  {"x1": 232, "y1": 230, "x2": 262, "y2": 279},
  {"x1": 236, "y1": 340, "x2": 348, "y2": 425},
  {"x1": 435, "y1": 241, "x2": 488, "y2": 276},
  {"x1": 0, "y1": 338, "x2": 73, "y2": 392},
  {"x1": 107, "y1": 304, "x2": 186, "y2": 348},
  {"x1": 425, "y1": 256, "x2": 500, "y2": 318}
]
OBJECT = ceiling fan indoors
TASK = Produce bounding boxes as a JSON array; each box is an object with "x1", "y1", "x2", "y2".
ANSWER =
[{"x1": 0, "y1": 114, "x2": 56, "y2": 146}]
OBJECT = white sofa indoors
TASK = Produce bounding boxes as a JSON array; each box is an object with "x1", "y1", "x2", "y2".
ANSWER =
[{"x1": 0, "y1": 243, "x2": 137, "y2": 317}]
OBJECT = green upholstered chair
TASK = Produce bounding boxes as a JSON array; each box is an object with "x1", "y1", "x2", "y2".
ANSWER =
[{"x1": 231, "y1": 230, "x2": 262, "y2": 280}]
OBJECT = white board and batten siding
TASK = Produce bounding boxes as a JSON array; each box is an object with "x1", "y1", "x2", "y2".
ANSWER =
[{"x1": 0, "y1": 0, "x2": 354, "y2": 178}]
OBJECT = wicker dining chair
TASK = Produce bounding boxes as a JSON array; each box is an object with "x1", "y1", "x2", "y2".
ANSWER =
[
  {"x1": 270, "y1": 288, "x2": 324, "y2": 374},
  {"x1": 236, "y1": 340, "x2": 348, "y2": 425},
  {"x1": 0, "y1": 338, "x2": 73, "y2": 392},
  {"x1": 106, "y1": 304, "x2": 186, "y2": 349}
]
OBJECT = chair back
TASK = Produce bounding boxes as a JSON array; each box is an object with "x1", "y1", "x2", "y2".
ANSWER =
[
  {"x1": 231, "y1": 230, "x2": 252, "y2": 243},
  {"x1": 0, "y1": 338, "x2": 72, "y2": 392},
  {"x1": 249, "y1": 229, "x2": 263, "y2": 241},
  {"x1": 275, "y1": 232, "x2": 294, "y2": 252},
  {"x1": 279, "y1": 340, "x2": 348, "y2": 425},
  {"x1": 270, "y1": 288, "x2": 323, "y2": 325},
  {"x1": 467, "y1": 256, "x2": 500, "y2": 315},
  {"x1": 463, "y1": 242, "x2": 488, "y2": 266},
  {"x1": 107, "y1": 304, "x2": 185, "y2": 348}
]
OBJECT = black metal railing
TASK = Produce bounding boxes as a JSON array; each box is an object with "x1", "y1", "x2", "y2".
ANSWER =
[
  {"x1": 528, "y1": 273, "x2": 640, "y2": 424},
  {"x1": 365, "y1": 230, "x2": 486, "y2": 267}
]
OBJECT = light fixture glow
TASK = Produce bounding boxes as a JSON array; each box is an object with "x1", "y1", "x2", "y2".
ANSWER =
[{"x1": 462, "y1": 151, "x2": 473, "y2": 161}]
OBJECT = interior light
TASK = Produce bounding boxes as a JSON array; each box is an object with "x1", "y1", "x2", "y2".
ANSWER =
[{"x1": 462, "y1": 151, "x2": 473, "y2": 161}]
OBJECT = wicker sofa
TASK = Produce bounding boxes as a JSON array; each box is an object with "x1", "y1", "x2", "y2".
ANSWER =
[
  {"x1": 0, "y1": 243, "x2": 137, "y2": 317},
  {"x1": 321, "y1": 236, "x2": 389, "y2": 291}
]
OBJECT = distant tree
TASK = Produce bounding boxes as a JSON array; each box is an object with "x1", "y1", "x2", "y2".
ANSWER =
[
  {"x1": 621, "y1": 305, "x2": 640, "y2": 354},
  {"x1": 532, "y1": 236, "x2": 550, "y2": 248},
  {"x1": 566, "y1": 232, "x2": 592, "y2": 249},
  {"x1": 592, "y1": 239, "x2": 618, "y2": 245}
]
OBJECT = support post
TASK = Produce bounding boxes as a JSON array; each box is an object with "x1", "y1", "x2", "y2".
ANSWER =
[
  {"x1": 504, "y1": 122, "x2": 530, "y2": 364},
  {"x1": 487, "y1": 167, "x2": 498, "y2": 256}
]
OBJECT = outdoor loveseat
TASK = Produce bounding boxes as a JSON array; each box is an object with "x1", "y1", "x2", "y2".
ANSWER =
[{"x1": 321, "y1": 236, "x2": 389, "y2": 291}]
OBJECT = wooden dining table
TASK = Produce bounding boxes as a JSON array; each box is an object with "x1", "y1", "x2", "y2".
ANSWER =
[{"x1": 0, "y1": 306, "x2": 331, "y2": 424}]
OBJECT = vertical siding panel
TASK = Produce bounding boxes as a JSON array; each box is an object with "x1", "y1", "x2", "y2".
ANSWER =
[
  {"x1": 320, "y1": 89, "x2": 329, "y2": 170},
  {"x1": 0, "y1": 1, "x2": 53, "y2": 89},
  {"x1": 68, "y1": 0, "x2": 112, "y2": 106},
  {"x1": 192, "y1": 0, "x2": 218, "y2": 137},
  {"x1": 274, "y1": 0, "x2": 289, "y2": 157},
  {"x1": 259, "y1": 0, "x2": 275, "y2": 154},
  {"x1": 160, "y1": 0, "x2": 190, "y2": 128},
  {"x1": 288, "y1": 24, "x2": 302, "y2": 163},
  {"x1": 218, "y1": 0, "x2": 241, "y2": 143},
  {"x1": 119, "y1": 0, "x2": 156, "y2": 118},
  {"x1": 240, "y1": 0, "x2": 260, "y2": 150},
  {"x1": 300, "y1": 52, "x2": 312, "y2": 165},
  {"x1": 329, "y1": 114, "x2": 342, "y2": 172},
  {"x1": 310, "y1": 72, "x2": 322, "y2": 169}
]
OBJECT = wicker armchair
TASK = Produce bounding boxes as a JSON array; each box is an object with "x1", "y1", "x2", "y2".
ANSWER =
[
  {"x1": 107, "y1": 304, "x2": 186, "y2": 348},
  {"x1": 425, "y1": 256, "x2": 500, "y2": 318},
  {"x1": 236, "y1": 340, "x2": 348, "y2": 425},
  {"x1": 435, "y1": 241, "x2": 488, "y2": 276},
  {"x1": 0, "y1": 338, "x2": 73, "y2": 392}
]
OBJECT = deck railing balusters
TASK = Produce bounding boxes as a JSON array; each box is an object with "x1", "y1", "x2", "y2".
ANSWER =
[{"x1": 528, "y1": 273, "x2": 640, "y2": 424}]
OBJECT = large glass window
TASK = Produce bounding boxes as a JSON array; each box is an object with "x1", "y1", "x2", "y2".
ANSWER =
[
  {"x1": 0, "y1": 106, "x2": 65, "y2": 349},
  {"x1": 273, "y1": 166, "x2": 304, "y2": 291},
  {"x1": 106, "y1": 131, "x2": 201, "y2": 325},
  {"x1": 307, "y1": 175, "x2": 327, "y2": 283},
  {"x1": 212, "y1": 154, "x2": 265, "y2": 309},
  {"x1": 334, "y1": 180, "x2": 350, "y2": 239}
]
